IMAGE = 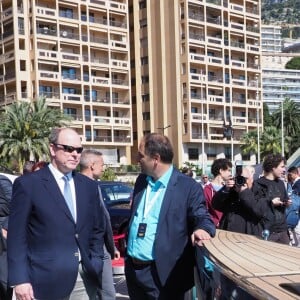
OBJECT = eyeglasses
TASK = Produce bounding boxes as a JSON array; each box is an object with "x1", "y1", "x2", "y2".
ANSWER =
[{"x1": 53, "y1": 143, "x2": 83, "y2": 154}]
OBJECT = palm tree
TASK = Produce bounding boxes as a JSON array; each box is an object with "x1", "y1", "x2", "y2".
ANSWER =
[
  {"x1": 0, "y1": 97, "x2": 71, "y2": 173},
  {"x1": 260, "y1": 126, "x2": 282, "y2": 158},
  {"x1": 272, "y1": 98, "x2": 300, "y2": 156},
  {"x1": 240, "y1": 130, "x2": 258, "y2": 159}
]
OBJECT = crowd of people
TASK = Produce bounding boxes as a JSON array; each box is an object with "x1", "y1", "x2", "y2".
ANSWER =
[{"x1": 0, "y1": 127, "x2": 298, "y2": 300}]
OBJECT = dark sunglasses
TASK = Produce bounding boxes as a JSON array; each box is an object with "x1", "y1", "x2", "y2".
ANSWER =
[{"x1": 53, "y1": 143, "x2": 83, "y2": 154}]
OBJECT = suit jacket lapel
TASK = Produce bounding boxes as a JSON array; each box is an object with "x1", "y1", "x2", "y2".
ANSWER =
[
  {"x1": 41, "y1": 167, "x2": 75, "y2": 223},
  {"x1": 156, "y1": 169, "x2": 178, "y2": 232}
]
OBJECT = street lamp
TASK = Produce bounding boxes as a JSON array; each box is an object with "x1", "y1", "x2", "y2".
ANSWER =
[
  {"x1": 157, "y1": 124, "x2": 171, "y2": 135},
  {"x1": 281, "y1": 98, "x2": 284, "y2": 157},
  {"x1": 200, "y1": 69, "x2": 205, "y2": 173},
  {"x1": 256, "y1": 77, "x2": 260, "y2": 164},
  {"x1": 223, "y1": 119, "x2": 234, "y2": 163},
  {"x1": 280, "y1": 83, "x2": 285, "y2": 157}
]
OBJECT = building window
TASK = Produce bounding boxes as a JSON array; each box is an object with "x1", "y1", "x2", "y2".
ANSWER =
[
  {"x1": 188, "y1": 148, "x2": 199, "y2": 160},
  {"x1": 139, "y1": 1, "x2": 147, "y2": 9},
  {"x1": 142, "y1": 76, "x2": 149, "y2": 83},
  {"x1": 140, "y1": 19, "x2": 147, "y2": 28},
  {"x1": 142, "y1": 112, "x2": 150, "y2": 120},
  {"x1": 142, "y1": 94, "x2": 149, "y2": 102},
  {"x1": 141, "y1": 56, "x2": 148, "y2": 65}
]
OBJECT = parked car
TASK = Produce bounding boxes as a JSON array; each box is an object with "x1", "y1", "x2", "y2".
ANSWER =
[{"x1": 97, "y1": 181, "x2": 133, "y2": 235}]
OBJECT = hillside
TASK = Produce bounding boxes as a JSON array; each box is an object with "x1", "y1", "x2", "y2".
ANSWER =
[{"x1": 262, "y1": 0, "x2": 300, "y2": 38}]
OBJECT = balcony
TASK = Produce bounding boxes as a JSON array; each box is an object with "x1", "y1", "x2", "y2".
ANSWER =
[
  {"x1": 90, "y1": 36, "x2": 109, "y2": 46},
  {"x1": 191, "y1": 113, "x2": 208, "y2": 121},
  {"x1": 38, "y1": 70, "x2": 60, "y2": 80},
  {"x1": 93, "y1": 116, "x2": 111, "y2": 124},
  {"x1": 230, "y1": 3, "x2": 244, "y2": 13},
  {"x1": 208, "y1": 95, "x2": 224, "y2": 103},
  {"x1": 111, "y1": 59, "x2": 128, "y2": 68},
  {"x1": 207, "y1": 56, "x2": 222, "y2": 64},
  {"x1": 188, "y1": 11, "x2": 204, "y2": 22},
  {"x1": 91, "y1": 76, "x2": 110, "y2": 85},
  {"x1": 61, "y1": 52, "x2": 81, "y2": 61},
  {"x1": 60, "y1": 31, "x2": 79, "y2": 41},
  {"x1": 189, "y1": 33, "x2": 205, "y2": 42},
  {"x1": 62, "y1": 93, "x2": 82, "y2": 101},
  {"x1": 2, "y1": 8, "x2": 13, "y2": 20},
  {"x1": 38, "y1": 49, "x2": 58, "y2": 60},
  {"x1": 94, "y1": 135, "x2": 112, "y2": 142},
  {"x1": 35, "y1": 6, "x2": 56, "y2": 18},
  {"x1": 190, "y1": 73, "x2": 206, "y2": 82},
  {"x1": 109, "y1": 19, "x2": 127, "y2": 29},
  {"x1": 113, "y1": 117, "x2": 131, "y2": 126},
  {"x1": 110, "y1": 1, "x2": 127, "y2": 12},
  {"x1": 37, "y1": 27, "x2": 57, "y2": 37},
  {"x1": 231, "y1": 59, "x2": 245, "y2": 68},
  {"x1": 190, "y1": 53, "x2": 205, "y2": 63},
  {"x1": 232, "y1": 116, "x2": 247, "y2": 124},
  {"x1": 112, "y1": 78, "x2": 128, "y2": 86}
]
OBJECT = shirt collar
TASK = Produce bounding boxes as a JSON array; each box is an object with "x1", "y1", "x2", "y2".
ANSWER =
[
  {"x1": 146, "y1": 165, "x2": 173, "y2": 190},
  {"x1": 48, "y1": 163, "x2": 72, "y2": 181}
]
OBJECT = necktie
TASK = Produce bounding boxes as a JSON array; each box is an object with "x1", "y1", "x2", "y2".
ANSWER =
[{"x1": 63, "y1": 174, "x2": 75, "y2": 220}]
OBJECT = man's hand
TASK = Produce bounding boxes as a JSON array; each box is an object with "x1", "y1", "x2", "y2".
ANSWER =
[
  {"x1": 114, "y1": 249, "x2": 121, "y2": 260},
  {"x1": 1, "y1": 228, "x2": 7, "y2": 239},
  {"x1": 14, "y1": 283, "x2": 34, "y2": 300},
  {"x1": 191, "y1": 229, "x2": 212, "y2": 246}
]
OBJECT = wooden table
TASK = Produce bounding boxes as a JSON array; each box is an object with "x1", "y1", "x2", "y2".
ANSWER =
[{"x1": 201, "y1": 230, "x2": 300, "y2": 299}]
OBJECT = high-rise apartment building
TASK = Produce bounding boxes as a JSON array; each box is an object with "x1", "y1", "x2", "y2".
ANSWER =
[
  {"x1": 130, "y1": 0, "x2": 263, "y2": 169},
  {"x1": 0, "y1": 0, "x2": 132, "y2": 165},
  {"x1": 261, "y1": 25, "x2": 282, "y2": 52}
]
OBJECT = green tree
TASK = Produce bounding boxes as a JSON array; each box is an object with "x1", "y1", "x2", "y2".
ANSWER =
[
  {"x1": 285, "y1": 57, "x2": 300, "y2": 70},
  {"x1": 260, "y1": 126, "x2": 282, "y2": 158},
  {"x1": 263, "y1": 102, "x2": 272, "y2": 127},
  {"x1": 240, "y1": 130, "x2": 258, "y2": 158},
  {"x1": 101, "y1": 167, "x2": 117, "y2": 181},
  {"x1": 271, "y1": 98, "x2": 300, "y2": 156},
  {"x1": 0, "y1": 97, "x2": 71, "y2": 173}
]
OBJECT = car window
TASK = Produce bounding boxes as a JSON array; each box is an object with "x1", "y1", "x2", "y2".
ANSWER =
[{"x1": 100, "y1": 184, "x2": 132, "y2": 202}]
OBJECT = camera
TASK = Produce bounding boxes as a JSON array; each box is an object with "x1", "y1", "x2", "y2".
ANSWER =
[{"x1": 235, "y1": 161, "x2": 246, "y2": 186}]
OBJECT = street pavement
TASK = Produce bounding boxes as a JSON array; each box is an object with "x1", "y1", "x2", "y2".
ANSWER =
[{"x1": 114, "y1": 274, "x2": 129, "y2": 299}]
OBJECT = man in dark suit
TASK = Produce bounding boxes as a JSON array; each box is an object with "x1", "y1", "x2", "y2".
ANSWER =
[
  {"x1": 125, "y1": 133, "x2": 216, "y2": 300},
  {"x1": 7, "y1": 127, "x2": 105, "y2": 300}
]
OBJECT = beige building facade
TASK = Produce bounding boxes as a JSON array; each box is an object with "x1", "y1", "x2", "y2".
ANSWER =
[
  {"x1": 0, "y1": 0, "x2": 263, "y2": 170},
  {"x1": 0, "y1": 0, "x2": 132, "y2": 165},
  {"x1": 130, "y1": 0, "x2": 263, "y2": 170}
]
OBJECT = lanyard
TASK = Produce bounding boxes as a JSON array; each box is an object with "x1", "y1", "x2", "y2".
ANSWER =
[{"x1": 143, "y1": 184, "x2": 163, "y2": 219}]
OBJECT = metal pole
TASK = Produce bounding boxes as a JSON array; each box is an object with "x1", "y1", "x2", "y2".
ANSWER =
[
  {"x1": 256, "y1": 78, "x2": 260, "y2": 164},
  {"x1": 201, "y1": 70, "x2": 204, "y2": 173},
  {"x1": 281, "y1": 99, "x2": 284, "y2": 156}
]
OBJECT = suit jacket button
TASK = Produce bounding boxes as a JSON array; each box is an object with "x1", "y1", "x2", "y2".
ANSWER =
[
  {"x1": 74, "y1": 252, "x2": 79, "y2": 257},
  {"x1": 75, "y1": 234, "x2": 79, "y2": 239}
]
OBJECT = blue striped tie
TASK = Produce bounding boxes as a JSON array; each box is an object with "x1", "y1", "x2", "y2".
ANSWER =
[{"x1": 63, "y1": 174, "x2": 75, "y2": 220}]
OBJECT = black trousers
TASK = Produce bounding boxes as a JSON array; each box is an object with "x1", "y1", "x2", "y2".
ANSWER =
[{"x1": 125, "y1": 257, "x2": 186, "y2": 300}]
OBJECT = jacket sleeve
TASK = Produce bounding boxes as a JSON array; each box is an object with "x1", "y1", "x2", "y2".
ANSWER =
[
  {"x1": 189, "y1": 180, "x2": 216, "y2": 237},
  {"x1": 211, "y1": 187, "x2": 233, "y2": 212},
  {"x1": 0, "y1": 176, "x2": 12, "y2": 217}
]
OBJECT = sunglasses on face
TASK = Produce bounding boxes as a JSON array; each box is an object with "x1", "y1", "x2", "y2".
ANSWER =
[{"x1": 53, "y1": 143, "x2": 83, "y2": 154}]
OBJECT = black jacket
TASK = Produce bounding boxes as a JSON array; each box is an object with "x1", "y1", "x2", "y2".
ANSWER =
[
  {"x1": 212, "y1": 186, "x2": 263, "y2": 236},
  {"x1": 252, "y1": 177, "x2": 288, "y2": 233}
]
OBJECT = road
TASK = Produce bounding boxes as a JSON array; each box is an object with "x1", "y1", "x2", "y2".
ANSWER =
[{"x1": 114, "y1": 274, "x2": 129, "y2": 299}]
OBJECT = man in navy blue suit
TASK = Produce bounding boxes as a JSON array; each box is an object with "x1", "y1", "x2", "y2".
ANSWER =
[
  {"x1": 125, "y1": 133, "x2": 215, "y2": 300},
  {"x1": 7, "y1": 127, "x2": 105, "y2": 300}
]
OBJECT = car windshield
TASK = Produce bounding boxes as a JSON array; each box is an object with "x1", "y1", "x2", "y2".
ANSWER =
[{"x1": 100, "y1": 183, "x2": 132, "y2": 203}]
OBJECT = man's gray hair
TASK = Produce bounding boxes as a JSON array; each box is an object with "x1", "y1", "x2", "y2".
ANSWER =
[{"x1": 79, "y1": 149, "x2": 103, "y2": 170}]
